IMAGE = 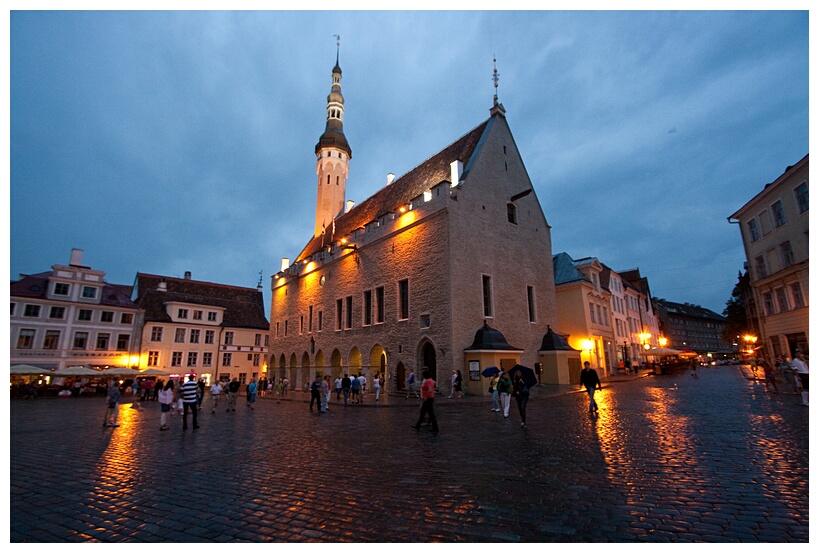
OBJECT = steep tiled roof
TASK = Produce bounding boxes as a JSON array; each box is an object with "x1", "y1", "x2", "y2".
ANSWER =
[
  {"x1": 134, "y1": 273, "x2": 269, "y2": 329},
  {"x1": 653, "y1": 298, "x2": 725, "y2": 321},
  {"x1": 296, "y1": 118, "x2": 490, "y2": 261},
  {"x1": 10, "y1": 272, "x2": 140, "y2": 308},
  {"x1": 552, "y1": 252, "x2": 591, "y2": 285}
]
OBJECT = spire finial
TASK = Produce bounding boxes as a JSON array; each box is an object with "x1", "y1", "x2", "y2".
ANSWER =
[
  {"x1": 492, "y1": 56, "x2": 500, "y2": 107},
  {"x1": 334, "y1": 34, "x2": 340, "y2": 66}
]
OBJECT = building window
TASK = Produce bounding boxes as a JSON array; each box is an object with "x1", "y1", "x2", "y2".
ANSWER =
[
  {"x1": 375, "y1": 286, "x2": 385, "y2": 323},
  {"x1": 24, "y1": 304, "x2": 41, "y2": 318},
  {"x1": 116, "y1": 334, "x2": 130, "y2": 351},
  {"x1": 187, "y1": 352, "x2": 198, "y2": 366},
  {"x1": 178, "y1": 308, "x2": 189, "y2": 319},
  {"x1": 224, "y1": 331, "x2": 234, "y2": 345},
  {"x1": 420, "y1": 314, "x2": 431, "y2": 329},
  {"x1": 780, "y1": 241, "x2": 795, "y2": 268},
  {"x1": 171, "y1": 352, "x2": 182, "y2": 366},
  {"x1": 771, "y1": 200, "x2": 787, "y2": 228},
  {"x1": 17, "y1": 329, "x2": 35, "y2": 349},
  {"x1": 264, "y1": 334, "x2": 270, "y2": 346},
  {"x1": 527, "y1": 286, "x2": 536, "y2": 323},
  {"x1": 299, "y1": 315, "x2": 304, "y2": 335},
  {"x1": 150, "y1": 326, "x2": 163, "y2": 341},
  {"x1": 589, "y1": 303, "x2": 596, "y2": 324},
  {"x1": 43, "y1": 330, "x2": 60, "y2": 350},
  {"x1": 148, "y1": 351, "x2": 159, "y2": 366},
  {"x1": 78, "y1": 309, "x2": 93, "y2": 321},
  {"x1": 81, "y1": 286, "x2": 97, "y2": 299},
  {"x1": 755, "y1": 256, "x2": 767, "y2": 279},
  {"x1": 205, "y1": 330, "x2": 214, "y2": 344},
  {"x1": 318, "y1": 311, "x2": 323, "y2": 332},
  {"x1": 762, "y1": 292, "x2": 774, "y2": 316},
  {"x1": 175, "y1": 328, "x2": 186, "y2": 343},
  {"x1": 747, "y1": 219, "x2": 760, "y2": 242},
  {"x1": 596, "y1": 305, "x2": 603, "y2": 325},
  {"x1": 207, "y1": 311, "x2": 217, "y2": 322},
  {"x1": 193, "y1": 310, "x2": 203, "y2": 320},
  {"x1": 345, "y1": 296, "x2": 353, "y2": 329},
  {"x1": 73, "y1": 332, "x2": 89, "y2": 350},
  {"x1": 222, "y1": 353, "x2": 232, "y2": 366},
  {"x1": 507, "y1": 203, "x2": 517, "y2": 224},
  {"x1": 53, "y1": 283, "x2": 70, "y2": 296},
  {"x1": 101, "y1": 311, "x2": 114, "y2": 323},
  {"x1": 481, "y1": 276, "x2": 492, "y2": 318},
  {"x1": 253, "y1": 354, "x2": 260, "y2": 367},
  {"x1": 758, "y1": 210, "x2": 772, "y2": 235},
  {"x1": 308, "y1": 306, "x2": 314, "y2": 333},
  {"x1": 336, "y1": 299, "x2": 343, "y2": 330},
  {"x1": 121, "y1": 313, "x2": 133, "y2": 324},
  {"x1": 49, "y1": 306, "x2": 65, "y2": 319},
  {"x1": 96, "y1": 333, "x2": 110, "y2": 350},
  {"x1": 203, "y1": 352, "x2": 213, "y2": 367},
  {"x1": 190, "y1": 329, "x2": 200, "y2": 343},
  {"x1": 363, "y1": 290, "x2": 372, "y2": 326},
  {"x1": 775, "y1": 287, "x2": 789, "y2": 313},
  {"x1": 284, "y1": 320, "x2": 288, "y2": 336},
  {"x1": 791, "y1": 282, "x2": 804, "y2": 308},
  {"x1": 794, "y1": 182, "x2": 808, "y2": 214},
  {"x1": 11, "y1": 302, "x2": 15, "y2": 316}
]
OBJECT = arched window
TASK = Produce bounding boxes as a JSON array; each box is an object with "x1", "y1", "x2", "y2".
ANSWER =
[{"x1": 336, "y1": 176, "x2": 340, "y2": 185}]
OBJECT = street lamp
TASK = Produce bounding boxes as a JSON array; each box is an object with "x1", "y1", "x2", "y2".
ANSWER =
[{"x1": 658, "y1": 336, "x2": 668, "y2": 347}]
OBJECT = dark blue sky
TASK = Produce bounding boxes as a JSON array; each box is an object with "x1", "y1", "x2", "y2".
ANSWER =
[{"x1": 8, "y1": 10, "x2": 809, "y2": 315}]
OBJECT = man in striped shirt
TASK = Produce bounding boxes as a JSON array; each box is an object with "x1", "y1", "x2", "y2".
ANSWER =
[{"x1": 181, "y1": 374, "x2": 200, "y2": 430}]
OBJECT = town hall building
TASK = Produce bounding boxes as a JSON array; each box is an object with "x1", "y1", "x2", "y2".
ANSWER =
[{"x1": 268, "y1": 55, "x2": 560, "y2": 394}]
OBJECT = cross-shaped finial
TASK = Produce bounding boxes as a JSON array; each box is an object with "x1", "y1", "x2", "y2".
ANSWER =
[{"x1": 492, "y1": 56, "x2": 500, "y2": 106}]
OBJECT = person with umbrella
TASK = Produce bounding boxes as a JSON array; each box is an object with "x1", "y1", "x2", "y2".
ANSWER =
[
  {"x1": 497, "y1": 370, "x2": 512, "y2": 418},
  {"x1": 580, "y1": 361, "x2": 602, "y2": 413},
  {"x1": 511, "y1": 369, "x2": 531, "y2": 429}
]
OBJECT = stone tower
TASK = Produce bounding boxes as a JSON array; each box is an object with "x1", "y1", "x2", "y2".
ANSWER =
[{"x1": 314, "y1": 45, "x2": 352, "y2": 238}]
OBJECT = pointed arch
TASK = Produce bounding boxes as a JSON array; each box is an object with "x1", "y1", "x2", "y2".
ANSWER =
[
  {"x1": 348, "y1": 346, "x2": 362, "y2": 376},
  {"x1": 368, "y1": 344, "x2": 388, "y2": 392},
  {"x1": 330, "y1": 349, "x2": 343, "y2": 378},
  {"x1": 418, "y1": 338, "x2": 438, "y2": 385}
]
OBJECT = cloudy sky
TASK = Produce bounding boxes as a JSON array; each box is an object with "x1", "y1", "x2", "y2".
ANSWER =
[{"x1": 8, "y1": 8, "x2": 809, "y2": 316}]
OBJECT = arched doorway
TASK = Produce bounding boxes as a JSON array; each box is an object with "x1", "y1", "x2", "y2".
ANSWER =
[
  {"x1": 368, "y1": 344, "x2": 387, "y2": 392},
  {"x1": 420, "y1": 340, "x2": 437, "y2": 385}
]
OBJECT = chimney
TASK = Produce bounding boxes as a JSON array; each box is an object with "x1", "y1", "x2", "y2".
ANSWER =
[
  {"x1": 346, "y1": 200, "x2": 355, "y2": 213},
  {"x1": 450, "y1": 160, "x2": 463, "y2": 187},
  {"x1": 69, "y1": 248, "x2": 84, "y2": 266},
  {"x1": 387, "y1": 173, "x2": 395, "y2": 185},
  {"x1": 184, "y1": 271, "x2": 192, "y2": 280},
  {"x1": 157, "y1": 279, "x2": 167, "y2": 292},
  {"x1": 281, "y1": 258, "x2": 290, "y2": 272}
]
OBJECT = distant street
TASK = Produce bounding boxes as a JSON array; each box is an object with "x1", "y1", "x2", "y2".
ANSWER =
[{"x1": 10, "y1": 366, "x2": 809, "y2": 542}]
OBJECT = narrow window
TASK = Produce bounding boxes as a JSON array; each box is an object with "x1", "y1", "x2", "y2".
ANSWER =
[
  {"x1": 755, "y1": 256, "x2": 767, "y2": 279},
  {"x1": 224, "y1": 331, "x2": 234, "y2": 345},
  {"x1": 771, "y1": 200, "x2": 787, "y2": 228},
  {"x1": 318, "y1": 311, "x2": 323, "y2": 331},
  {"x1": 747, "y1": 219, "x2": 760, "y2": 242},
  {"x1": 43, "y1": 330, "x2": 60, "y2": 350},
  {"x1": 205, "y1": 330, "x2": 215, "y2": 344},
  {"x1": 780, "y1": 241, "x2": 795, "y2": 268},
  {"x1": 336, "y1": 299, "x2": 343, "y2": 330},
  {"x1": 775, "y1": 287, "x2": 789, "y2": 312},
  {"x1": 482, "y1": 275, "x2": 493, "y2": 318},
  {"x1": 17, "y1": 329, "x2": 35, "y2": 349},
  {"x1": 190, "y1": 329, "x2": 200, "y2": 343},
  {"x1": 223, "y1": 353, "x2": 232, "y2": 366},
  {"x1": 175, "y1": 328, "x2": 185, "y2": 343},
  {"x1": 507, "y1": 203, "x2": 517, "y2": 224},
  {"x1": 116, "y1": 334, "x2": 130, "y2": 351},
  {"x1": 363, "y1": 290, "x2": 372, "y2": 326},
  {"x1": 187, "y1": 352, "x2": 198, "y2": 367},
  {"x1": 96, "y1": 333, "x2": 110, "y2": 350},
  {"x1": 203, "y1": 352, "x2": 213, "y2": 367},
  {"x1": 791, "y1": 282, "x2": 805, "y2": 308},
  {"x1": 527, "y1": 286, "x2": 536, "y2": 323},
  {"x1": 376, "y1": 286, "x2": 385, "y2": 323},
  {"x1": 794, "y1": 182, "x2": 808, "y2": 214},
  {"x1": 345, "y1": 296, "x2": 353, "y2": 329},
  {"x1": 399, "y1": 279, "x2": 409, "y2": 320},
  {"x1": 308, "y1": 306, "x2": 313, "y2": 333},
  {"x1": 150, "y1": 326, "x2": 163, "y2": 341},
  {"x1": 148, "y1": 351, "x2": 159, "y2": 366}
]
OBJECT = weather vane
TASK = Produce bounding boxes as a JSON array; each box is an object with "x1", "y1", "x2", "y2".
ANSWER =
[
  {"x1": 492, "y1": 56, "x2": 500, "y2": 106},
  {"x1": 258, "y1": 270, "x2": 263, "y2": 288}
]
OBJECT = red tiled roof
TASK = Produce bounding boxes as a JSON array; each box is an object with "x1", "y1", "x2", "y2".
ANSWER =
[{"x1": 296, "y1": 118, "x2": 490, "y2": 261}]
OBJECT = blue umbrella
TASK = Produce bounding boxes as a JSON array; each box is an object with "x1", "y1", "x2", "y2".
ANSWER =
[{"x1": 481, "y1": 366, "x2": 500, "y2": 377}]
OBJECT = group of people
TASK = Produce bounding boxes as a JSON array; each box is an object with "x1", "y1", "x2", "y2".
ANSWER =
[
  {"x1": 754, "y1": 352, "x2": 809, "y2": 406},
  {"x1": 486, "y1": 368, "x2": 533, "y2": 428}
]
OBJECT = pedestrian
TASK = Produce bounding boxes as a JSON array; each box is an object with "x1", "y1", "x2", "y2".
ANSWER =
[
  {"x1": 274, "y1": 379, "x2": 282, "y2": 402},
  {"x1": 246, "y1": 378, "x2": 257, "y2": 410},
  {"x1": 342, "y1": 373, "x2": 352, "y2": 406},
  {"x1": 454, "y1": 370, "x2": 464, "y2": 398},
  {"x1": 154, "y1": 379, "x2": 164, "y2": 401},
  {"x1": 358, "y1": 373, "x2": 367, "y2": 402},
  {"x1": 335, "y1": 376, "x2": 343, "y2": 400},
  {"x1": 320, "y1": 376, "x2": 331, "y2": 413},
  {"x1": 103, "y1": 381, "x2": 121, "y2": 428},
  {"x1": 373, "y1": 374, "x2": 382, "y2": 402},
  {"x1": 281, "y1": 377, "x2": 289, "y2": 397},
  {"x1": 181, "y1": 374, "x2": 200, "y2": 430},
  {"x1": 310, "y1": 376, "x2": 322, "y2": 412},
  {"x1": 497, "y1": 371, "x2": 512, "y2": 418},
  {"x1": 412, "y1": 368, "x2": 439, "y2": 432},
  {"x1": 197, "y1": 378, "x2": 206, "y2": 410},
  {"x1": 210, "y1": 380, "x2": 223, "y2": 413},
  {"x1": 511, "y1": 370, "x2": 530, "y2": 429},
  {"x1": 406, "y1": 370, "x2": 419, "y2": 399},
  {"x1": 227, "y1": 378, "x2": 240, "y2": 411},
  {"x1": 760, "y1": 358, "x2": 779, "y2": 394},
  {"x1": 449, "y1": 370, "x2": 457, "y2": 398},
  {"x1": 580, "y1": 361, "x2": 602, "y2": 413},
  {"x1": 489, "y1": 373, "x2": 500, "y2": 412},
  {"x1": 158, "y1": 380, "x2": 173, "y2": 430},
  {"x1": 792, "y1": 351, "x2": 809, "y2": 406},
  {"x1": 350, "y1": 373, "x2": 361, "y2": 404},
  {"x1": 690, "y1": 358, "x2": 699, "y2": 379}
]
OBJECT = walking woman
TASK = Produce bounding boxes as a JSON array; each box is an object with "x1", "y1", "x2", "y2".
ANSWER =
[
  {"x1": 497, "y1": 371, "x2": 512, "y2": 418},
  {"x1": 412, "y1": 368, "x2": 439, "y2": 432},
  {"x1": 489, "y1": 373, "x2": 500, "y2": 412},
  {"x1": 511, "y1": 370, "x2": 530, "y2": 429},
  {"x1": 158, "y1": 380, "x2": 173, "y2": 431}
]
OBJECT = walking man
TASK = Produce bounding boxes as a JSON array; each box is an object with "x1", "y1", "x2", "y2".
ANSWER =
[
  {"x1": 227, "y1": 378, "x2": 240, "y2": 412},
  {"x1": 181, "y1": 374, "x2": 200, "y2": 430},
  {"x1": 103, "y1": 381, "x2": 121, "y2": 428},
  {"x1": 310, "y1": 376, "x2": 322, "y2": 412},
  {"x1": 342, "y1": 374, "x2": 351, "y2": 406},
  {"x1": 412, "y1": 368, "x2": 439, "y2": 432},
  {"x1": 210, "y1": 380, "x2": 223, "y2": 413},
  {"x1": 580, "y1": 361, "x2": 602, "y2": 413}
]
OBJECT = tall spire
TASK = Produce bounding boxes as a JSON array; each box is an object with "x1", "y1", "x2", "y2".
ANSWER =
[{"x1": 314, "y1": 37, "x2": 352, "y2": 237}]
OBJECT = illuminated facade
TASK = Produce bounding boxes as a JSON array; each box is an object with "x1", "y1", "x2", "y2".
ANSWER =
[
  {"x1": 10, "y1": 249, "x2": 143, "y2": 370},
  {"x1": 269, "y1": 58, "x2": 557, "y2": 393},
  {"x1": 728, "y1": 154, "x2": 809, "y2": 358},
  {"x1": 133, "y1": 272, "x2": 269, "y2": 385}
]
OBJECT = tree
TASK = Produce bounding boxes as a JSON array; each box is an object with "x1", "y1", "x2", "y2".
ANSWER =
[{"x1": 722, "y1": 271, "x2": 748, "y2": 345}]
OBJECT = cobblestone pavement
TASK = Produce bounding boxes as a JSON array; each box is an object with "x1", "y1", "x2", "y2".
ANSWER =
[{"x1": 10, "y1": 366, "x2": 809, "y2": 542}]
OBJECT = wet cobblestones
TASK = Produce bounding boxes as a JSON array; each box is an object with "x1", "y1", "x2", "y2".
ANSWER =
[{"x1": 10, "y1": 366, "x2": 809, "y2": 542}]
